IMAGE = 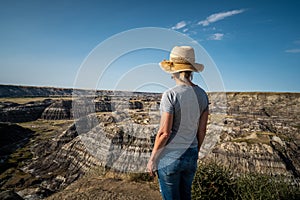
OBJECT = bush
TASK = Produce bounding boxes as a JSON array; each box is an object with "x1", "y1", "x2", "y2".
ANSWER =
[
  {"x1": 236, "y1": 174, "x2": 300, "y2": 200},
  {"x1": 192, "y1": 162, "x2": 236, "y2": 200},
  {"x1": 192, "y1": 162, "x2": 300, "y2": 200}
]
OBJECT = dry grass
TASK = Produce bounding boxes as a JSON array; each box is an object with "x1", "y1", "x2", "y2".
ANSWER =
[
  {"x1": 230, "y1": 132, "x2": 274, "y2": 144},
  {"x1": 0, "y1": 97, "x2": 73, "y2": 104}
]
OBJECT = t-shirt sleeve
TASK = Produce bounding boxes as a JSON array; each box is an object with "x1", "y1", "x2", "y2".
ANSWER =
[
  {"x1": 203, "y1": 93, "x2": 209, "y2": 112},
  {"x1": 160, "y1": 91, "x2": 174, "y2": 114}
]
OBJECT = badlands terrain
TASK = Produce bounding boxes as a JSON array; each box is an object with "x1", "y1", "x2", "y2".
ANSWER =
[{"x1": 0, "y1": 84, "x2": 299, "y2": 199}]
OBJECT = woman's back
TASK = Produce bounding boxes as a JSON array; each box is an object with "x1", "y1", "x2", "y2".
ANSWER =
[{"x1": 160, "y1": 85, "x2": 208, "y2": 149}]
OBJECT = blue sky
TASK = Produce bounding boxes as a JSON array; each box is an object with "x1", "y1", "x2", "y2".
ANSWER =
[{"x1": 0, "y1": 0, "x2": 299, "y2": 92}]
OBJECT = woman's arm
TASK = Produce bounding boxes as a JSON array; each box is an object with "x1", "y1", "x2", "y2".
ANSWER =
[
  {"x1": 197, "y1": 110, "x2": 209, "y2": 152},
  {"x1": 147, "y1": 112, "x2": 173, "y2": 176}
]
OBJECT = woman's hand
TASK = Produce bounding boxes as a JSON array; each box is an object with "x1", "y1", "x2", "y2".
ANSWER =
[{"x1": 147, "y1": 158, "x2": 157, "y2": 177}]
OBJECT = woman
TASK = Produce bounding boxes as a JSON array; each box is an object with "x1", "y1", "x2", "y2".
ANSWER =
[{"x1": 147, "y1": 46, "x2": 209, "y2": 200}]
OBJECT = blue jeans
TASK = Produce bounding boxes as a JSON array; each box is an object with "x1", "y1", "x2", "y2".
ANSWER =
[{"x1": 157, "y1": 147, "x2": 198, "y2": 200}]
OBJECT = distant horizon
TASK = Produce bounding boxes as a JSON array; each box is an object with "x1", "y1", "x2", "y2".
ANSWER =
[{"x1": 1, "y1": 83, "x2": 299, "y2": 94}]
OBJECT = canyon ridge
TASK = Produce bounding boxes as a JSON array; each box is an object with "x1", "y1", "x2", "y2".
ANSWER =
[{"x1": 0, "y1": 84, "x2": 299, "y2": 199}]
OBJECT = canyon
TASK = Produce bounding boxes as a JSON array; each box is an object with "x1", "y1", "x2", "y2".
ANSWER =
[{"x1": 0, "y1": 85, "x2": 299, "y2": 199}]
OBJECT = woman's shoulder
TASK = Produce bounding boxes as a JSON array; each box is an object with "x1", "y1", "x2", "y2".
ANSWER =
[
  {"x1": 162, "y1": 86, "x2": 185, "y2": 102},
  {"x1": 163, "y1": 85, "x2": 180, "y2": 95},
  {"x1": 194, "y1": 85, "x2": 207, "y2": 95},
  {"x1": 163, "y1": 85, "x2": 207, "y2": 97}
]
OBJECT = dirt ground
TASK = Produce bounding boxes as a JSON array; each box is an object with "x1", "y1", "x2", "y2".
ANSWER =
[{"x1": 46, "y1": 176, "x2": 162, "y2": 200}]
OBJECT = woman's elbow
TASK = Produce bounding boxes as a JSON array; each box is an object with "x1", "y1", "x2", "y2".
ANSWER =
[{"x1": 158, "y1": 130, "x2": 171, "y2": 139}]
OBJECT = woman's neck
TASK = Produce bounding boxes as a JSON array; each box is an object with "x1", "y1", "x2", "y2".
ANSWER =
[{"x1": 175, "y1": 78, "x2": 195, "y2": 86}]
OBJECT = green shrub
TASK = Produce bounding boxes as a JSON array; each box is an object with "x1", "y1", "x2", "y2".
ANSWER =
[
  {"x1": 192, "y1": 162, "x2": 236, "y2": 200},
  {"x1": 192, "y1": 162, "x2": 300, "y2": 200},
  {"x1": 236, "y1": 174, "x2": 300, "y2": 200}
]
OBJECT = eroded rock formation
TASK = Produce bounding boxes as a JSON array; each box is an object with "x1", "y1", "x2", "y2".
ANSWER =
[
  {"x1": 0, "y1": 100, "x2": 53, "y2": 123},
  {"x1": 41, "y1": 100, "x2": 72, "y2": 120},
  {"x1": 0, "y1": 86, "x2": 299, "y2": 199},
  {"x1": 204, "y1": 92, "x2": 300, "y2": 179}
]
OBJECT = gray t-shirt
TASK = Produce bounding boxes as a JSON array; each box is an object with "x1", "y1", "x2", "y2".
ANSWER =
[{"x1": 160, "y1": 85, "x2": 209, "y2": 149}]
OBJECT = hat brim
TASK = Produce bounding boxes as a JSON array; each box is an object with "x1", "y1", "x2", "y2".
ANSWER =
[{"x1": 159, "y1": 60, "x2": 204, "y2": 73}]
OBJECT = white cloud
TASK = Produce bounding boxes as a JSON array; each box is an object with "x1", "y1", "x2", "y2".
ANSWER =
[
  {"x1": 294, "y1": 40, "x2": 300, "y2": 45},
  {"x1": 198, "y1": 9, "x2": 245, "y2": 26},
  {"x1": 208, "y1": 33, "x2": 224, "y2": 40},
  {"x1": 285, "y1": 49, "x2": 300, "y2": 53},
  {"x1": 171, "y1": 21, "x2": 187, "y2": 30}
]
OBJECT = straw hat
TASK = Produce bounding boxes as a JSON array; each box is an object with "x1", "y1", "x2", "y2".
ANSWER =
[{"x1": 159, "y1": 46, "x2": 204, "y2": 73}]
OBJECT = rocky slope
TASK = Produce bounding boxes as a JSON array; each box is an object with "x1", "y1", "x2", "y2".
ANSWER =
[
  {"x1": 41, "y1": 100, "x2": 72, "y2": 120},
  {"x1": 0, "y1": 123, "x2": 34, "y2": 173},
  {"x1": 205, "y1": 92, "x2": 300, "y2": 178},
  {"x1": 0, "y1": 100, "x2": 53, "y2": 123},
  {"x1": 0, "y1": 85, "x2": 299, "y2": 199}
]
